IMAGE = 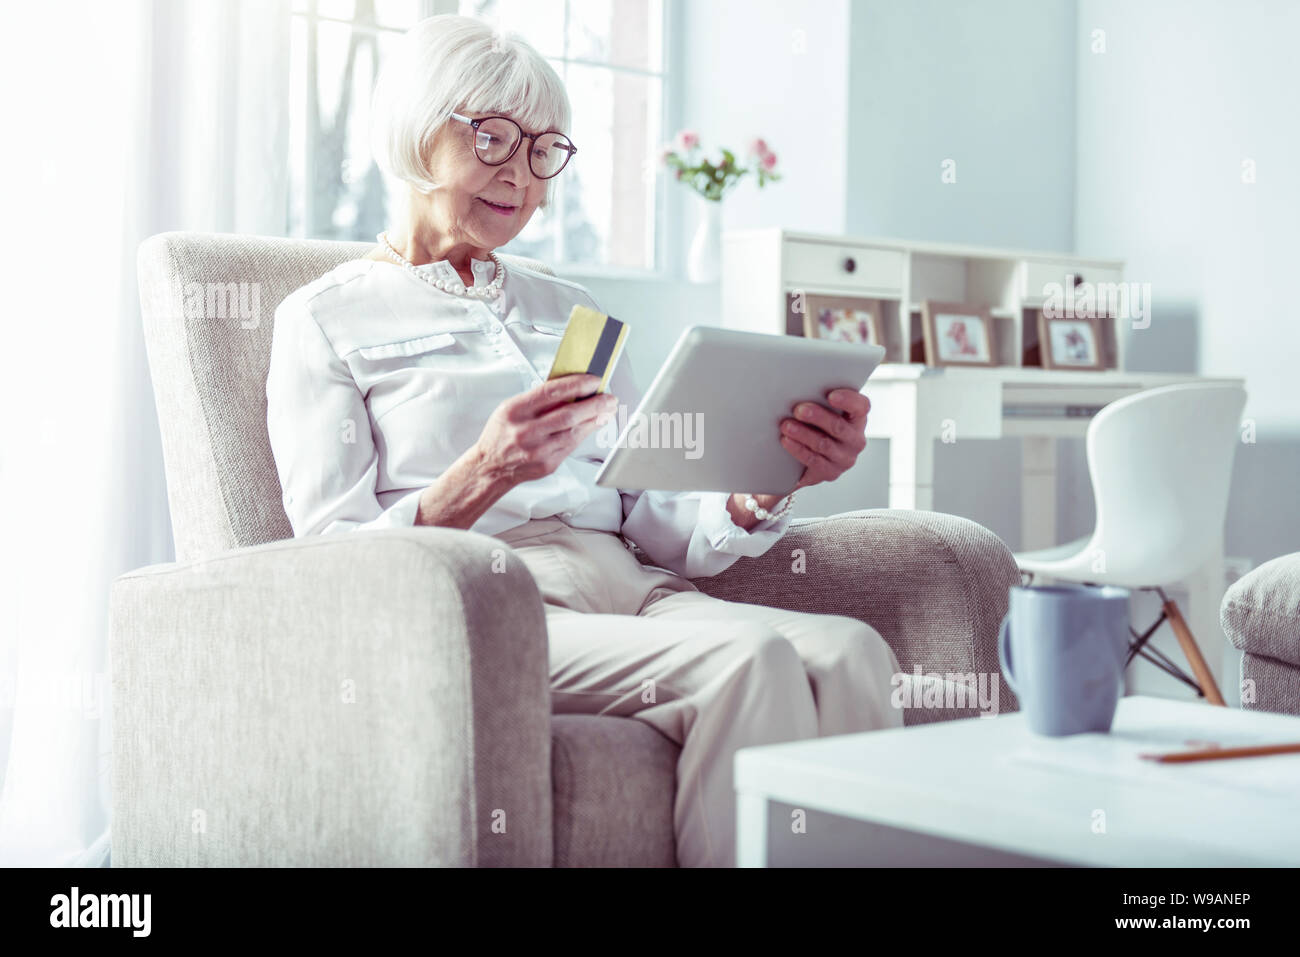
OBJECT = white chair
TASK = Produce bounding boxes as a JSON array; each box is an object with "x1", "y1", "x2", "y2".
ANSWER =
[{"x1": 1015, "y1": 382, "x2": 1248, "y2": 705}]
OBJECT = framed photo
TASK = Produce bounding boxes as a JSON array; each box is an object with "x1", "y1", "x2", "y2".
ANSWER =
[
  {"x1": 1038, "y1": 314, "x2": 1103, "y2": 370},
  {"x1": 920, "y1": 301, "x2": 996, "y2": 367},
  {"x1": 803, "y1": 298, "x2": 883, "y2": 347}
]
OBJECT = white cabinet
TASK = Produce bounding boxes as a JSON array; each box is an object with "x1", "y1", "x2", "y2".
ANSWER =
[
  {"x1": 1019, "y1": 258, "x2": 1124, "y2": 305},
  {"x1": 722, "y1": 228, "x2": 1126, "y2": 370},
  {"x1": 782, "y1": 239, "x2": 906, "y2": 296}
]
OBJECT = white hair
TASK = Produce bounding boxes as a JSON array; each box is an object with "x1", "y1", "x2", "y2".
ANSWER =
[{"x1": 369, "y1": 14, "x2": 572, "y2": 211}]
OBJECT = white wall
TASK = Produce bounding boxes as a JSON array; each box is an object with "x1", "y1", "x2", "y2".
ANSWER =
[
  {"x1": 1074, "y1": 0, "x2": 1300, "y2": 566},
  {"x1": 846, "y1": 0, "x2": 1077, "y2": 251},
  {"x1": 678, "y1": 0, "x2": 851, "y2": 236}
]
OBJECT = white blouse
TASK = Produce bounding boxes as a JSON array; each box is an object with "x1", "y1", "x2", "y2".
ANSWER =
[{"x1": 264, "y1": 255, "x2": 794, "y2": 579}]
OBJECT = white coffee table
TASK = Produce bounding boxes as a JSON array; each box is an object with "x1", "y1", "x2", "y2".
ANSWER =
[{"x1": 735, "y1": 696, "x2": 1300, "y2": 867}]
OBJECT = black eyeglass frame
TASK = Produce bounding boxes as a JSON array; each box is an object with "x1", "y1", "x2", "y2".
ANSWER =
[{"x1": 448, "y1": 111, "x2": 578, "y2": 180}]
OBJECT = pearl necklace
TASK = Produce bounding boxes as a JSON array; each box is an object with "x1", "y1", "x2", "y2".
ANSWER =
[{"x1": 377, "y1": 231, "x2": 506, "y2": 300}]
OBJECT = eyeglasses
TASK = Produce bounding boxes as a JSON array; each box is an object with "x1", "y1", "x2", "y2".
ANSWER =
[{"x1": 448, "y1": 111, "x2": 577, "y2": 180}]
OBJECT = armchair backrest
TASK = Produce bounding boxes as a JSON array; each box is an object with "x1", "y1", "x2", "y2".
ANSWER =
[{"x1": 136, "y1": 230, "x2": 554, "y2": 562}]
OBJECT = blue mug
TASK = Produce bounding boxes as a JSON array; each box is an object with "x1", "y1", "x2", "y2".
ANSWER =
[{"x1": 998, "y1": 584, "x2": 1131, "y2": 736}]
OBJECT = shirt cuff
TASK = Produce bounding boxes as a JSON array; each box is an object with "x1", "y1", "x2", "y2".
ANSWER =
[
  {"x1": 356, "y1": 488, "x2": 425, "y2": 531},
  {"x1": 696, "y1": 491, "x2": 793, "y2": 554}
]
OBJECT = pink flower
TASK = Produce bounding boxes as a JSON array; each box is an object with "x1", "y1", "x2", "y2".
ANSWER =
[
  {"x1": 656, "y1": 143, "x2": 674, "y2": 165},
  {"x1": 675, "y1": 168, "x2": 684, "y2": 179},
  {"x1": 674, "y1": 129, "x2": 699, "y2": 152},
  {"x1": 749, "y1": 138, "x2": 768, "y2": 156},
  {"x1": 760, "y1": 151, "x2": 778, "y2": 171}
]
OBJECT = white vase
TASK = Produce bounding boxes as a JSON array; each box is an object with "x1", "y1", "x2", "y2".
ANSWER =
[{"x1": 686, "y1": 196, "x2": 722, "y2": 283}]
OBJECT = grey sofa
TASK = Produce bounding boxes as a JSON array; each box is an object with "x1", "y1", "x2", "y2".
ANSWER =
[
  {"x1": 1223, "y1": 552, "x2": 1300, "y2": 716},
  {"x1": 111, "y1": 230, "x2": 1020, "y2": 867}
]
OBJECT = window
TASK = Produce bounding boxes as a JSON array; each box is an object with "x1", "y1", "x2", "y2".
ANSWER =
[{"x1": 287, "y1": 0, "x2": 666, "y2": 271}]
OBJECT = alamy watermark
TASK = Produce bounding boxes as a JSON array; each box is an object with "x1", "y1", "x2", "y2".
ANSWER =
[
  {"x1": 890, "y1": 667, "x2": 1000, "y2": 717},
  {"x1": 50, "y1": 887, "x2": 151, "y2": 937},
  {"x1": 182, "y1": 281, "x2": 261, "y2": 329},
  {"x1": 1042, "y1": 274, "x2": 1152, "y2": 330},
  {"x1": 594, "y1": 401, "x2": 704, "y2": 459}
]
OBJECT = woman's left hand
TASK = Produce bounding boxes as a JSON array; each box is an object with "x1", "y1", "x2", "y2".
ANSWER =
[
  {"x1": 778, "y1": 388, "x2": 871, "y2": 491},
  {"x1": 725, "y1": 389, "x2": 870, "y2": 528}
]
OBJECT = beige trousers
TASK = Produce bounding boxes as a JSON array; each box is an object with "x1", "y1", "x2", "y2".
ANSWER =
[{"x1": 492, "y1": 516, "x2": 903, "y2": 867}]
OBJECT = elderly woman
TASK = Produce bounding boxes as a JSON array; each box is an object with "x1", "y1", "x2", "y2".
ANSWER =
[{"x1": 266, "y1": 14, "x2": 901, "y2": 867}]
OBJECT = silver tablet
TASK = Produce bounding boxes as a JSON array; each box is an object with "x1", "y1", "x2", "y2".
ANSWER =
[{"x1": 593, "y1": 325, "x2": 885, "y2": 494}]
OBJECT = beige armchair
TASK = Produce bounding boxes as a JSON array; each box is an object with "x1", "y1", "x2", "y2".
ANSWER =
[{"x1": 111, "y1": 231, "x2": 1019, "y2": 867}]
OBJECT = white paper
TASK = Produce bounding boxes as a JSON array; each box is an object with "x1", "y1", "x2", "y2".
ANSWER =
[{"x1": 1005, "y1": 722, "x2": 1300, "y2": 800}]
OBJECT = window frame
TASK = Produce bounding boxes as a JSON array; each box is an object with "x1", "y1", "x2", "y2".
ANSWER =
[{"x1": 553, "y1": 0, "x2": 678, "y2": 282}]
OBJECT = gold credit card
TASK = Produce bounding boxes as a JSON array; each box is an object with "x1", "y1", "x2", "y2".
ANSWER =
[{"x1": 546, "y1": 304, "x2": 629, "y2": 392}]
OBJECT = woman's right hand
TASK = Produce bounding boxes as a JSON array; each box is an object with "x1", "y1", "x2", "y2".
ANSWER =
[{"x1": 473, "y1": 373, "x2": 618, "y2": 488}]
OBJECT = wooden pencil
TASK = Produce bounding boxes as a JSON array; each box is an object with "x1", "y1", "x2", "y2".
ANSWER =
[{"x1": 1139, "y1": 741, "x2": 1300, "y2": 764}]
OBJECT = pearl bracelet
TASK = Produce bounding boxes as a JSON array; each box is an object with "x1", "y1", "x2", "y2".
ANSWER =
[{"x1": 741, "y1": 492, "x2": 796, "y2": 522}]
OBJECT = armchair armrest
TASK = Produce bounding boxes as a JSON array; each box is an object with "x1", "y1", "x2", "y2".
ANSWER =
[
  {"x1": 1222, "y1": 552, "x2": 1300, "y2": 716},
  {"x1": 681, "y1": 509, "x2": 1020, "y2": 723},
  {"x1": 110, "y1": 527, "x2": 551, "y2": 866}
]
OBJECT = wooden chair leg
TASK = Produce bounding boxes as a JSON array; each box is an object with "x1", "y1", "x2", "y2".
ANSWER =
[{"x1": 1163, "y1": 599, "x2": 1226, "y2": 706}]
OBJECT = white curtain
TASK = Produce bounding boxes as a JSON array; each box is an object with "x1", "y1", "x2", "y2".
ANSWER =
[{"x1": 0, "y1": 0, "x2": 289, "y2": 866}]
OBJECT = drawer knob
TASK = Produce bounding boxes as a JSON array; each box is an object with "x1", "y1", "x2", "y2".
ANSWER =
[{"x1": 842, "y1": 256, "x2": 857, "y2": 274}]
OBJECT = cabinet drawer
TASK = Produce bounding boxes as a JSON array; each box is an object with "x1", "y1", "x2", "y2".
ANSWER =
[
  {"x1": 1020, "y1": 260, "x2": 1123, "y2": 303},
  {"x1": 784, "y1": 240, "x2": 905, "y2": 294}
]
